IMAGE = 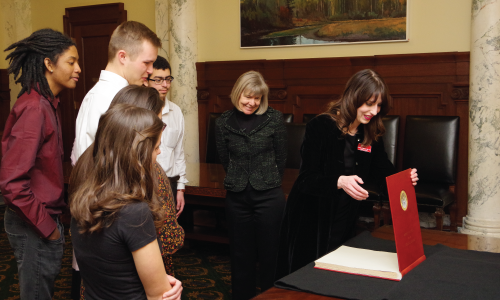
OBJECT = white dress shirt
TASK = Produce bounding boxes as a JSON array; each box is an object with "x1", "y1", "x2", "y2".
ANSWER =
[
  {"x1": 71, "y1": 70, "x2": 128, "y2": 165},
  {"x1": 157, "y1": 99, "x2": 188, "y2": 189}
]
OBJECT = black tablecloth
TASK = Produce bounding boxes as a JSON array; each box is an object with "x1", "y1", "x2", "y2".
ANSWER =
[{"x1": 274, "y1": 231, "x2": 500, "y2": 300}]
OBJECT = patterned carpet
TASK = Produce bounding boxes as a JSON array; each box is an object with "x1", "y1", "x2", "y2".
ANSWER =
[{"x1": 0, "y1": 206, "x2": 232, "y2": 300}]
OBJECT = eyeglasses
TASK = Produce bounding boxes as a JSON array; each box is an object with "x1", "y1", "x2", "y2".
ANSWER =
[
  {"x1": 148, "y1": 76, "x2": 174, "y2": 85},
  {"x1": 162, "y1": 122, "x2": 167, "y2": 131}
]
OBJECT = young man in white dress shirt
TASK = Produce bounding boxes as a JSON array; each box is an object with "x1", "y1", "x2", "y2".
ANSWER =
[
  {"x1": 70, "y1": 22, "x2": 182, "y2": 300},
  {"x1": 71, "y1": 21, "x2": 161, "y2": 164},
  {"x1": 145, "y1": 56, "x2": 186, "y2": 217}
]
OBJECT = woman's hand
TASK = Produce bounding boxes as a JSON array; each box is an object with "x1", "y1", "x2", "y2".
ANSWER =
[
  {"x1": 162, "y1": 275, "x2": 182, "y2": 300},
  {"x1": 411, "y1": 168, "x2": 419, "y2": 186},
  {"x1": 337, "y1": 175, "x2": 369, "y2": 201}
]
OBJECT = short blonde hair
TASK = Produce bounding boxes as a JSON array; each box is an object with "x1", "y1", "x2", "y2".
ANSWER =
[
  {"x1": 230, "y1": 71, "x2": 269, "y2": 115},
  {"x1": 108, "y1": 21, "x2": 161, "y2": 62}
]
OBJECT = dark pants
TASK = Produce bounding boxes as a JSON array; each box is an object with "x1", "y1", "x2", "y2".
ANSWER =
[
  {"x1": 226, "y1": 184, "x2": 286, "y2": 300},
  {"x1": 168, "y1": 176, "x2": 179, "y2": 204},
  {"x1": 4, "y1": 207, "x2": 64, "y2": 300}
]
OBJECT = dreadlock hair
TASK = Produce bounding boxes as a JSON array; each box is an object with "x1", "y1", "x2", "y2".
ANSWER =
[{"x1": 5, "y1": 28, "x2": 76, "y2": 100}]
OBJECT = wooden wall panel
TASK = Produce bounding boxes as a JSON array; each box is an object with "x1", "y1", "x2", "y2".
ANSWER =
[
  {"x1": 196, "y1": 51, "x2": 470, "y2": 231},
  {"x1": 0, "y1": 70, "x2": 10, "y2": 134},
  {"x1": 0, "y1": 69, "x2": 10, "y2": 162}
]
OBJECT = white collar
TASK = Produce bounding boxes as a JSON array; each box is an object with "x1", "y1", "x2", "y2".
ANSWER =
[
  {"x1": 162, "y1": 98, "x2": 173, "y2": 115},
  {"x1": 99, "y1": 70, "x2": 129, "y2": 87}
]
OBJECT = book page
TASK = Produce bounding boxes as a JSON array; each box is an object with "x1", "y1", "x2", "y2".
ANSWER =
[{"x1": 315, "y1": 246, "x2": 400, "y2": 273}]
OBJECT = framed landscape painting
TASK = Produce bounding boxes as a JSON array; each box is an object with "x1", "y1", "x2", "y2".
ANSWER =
[{"x1": 240, "y1": 0, "x2": 408, "y2": 48}]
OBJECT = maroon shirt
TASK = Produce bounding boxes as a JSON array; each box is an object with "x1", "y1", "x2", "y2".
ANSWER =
[{"x1": 0, "y1": 89, "x2": 65, "y2": 238}]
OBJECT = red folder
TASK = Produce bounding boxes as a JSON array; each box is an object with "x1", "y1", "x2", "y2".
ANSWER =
[{"x1": 386, "y1": 169, "x2": 426, "y2": 277}]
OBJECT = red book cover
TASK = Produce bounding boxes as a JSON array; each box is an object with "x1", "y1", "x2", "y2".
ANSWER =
[{"x1": 386, "y1": 169, "x2": 426, "y2": 276}]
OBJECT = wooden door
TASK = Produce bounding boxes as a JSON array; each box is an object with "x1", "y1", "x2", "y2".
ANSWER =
[{"x1": 60, "y1": 3, "x2": 126, "y2": 161}]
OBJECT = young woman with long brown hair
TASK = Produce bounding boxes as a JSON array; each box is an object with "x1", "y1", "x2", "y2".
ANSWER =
[
  {"x1": 276, "y1": 69, "x2": 419, "y2": 279},
  {"x1": 70, "y1": 104, "x2": 180, "y2": 300},
  {"x1": 108, "y1": 86, "x2": 185, "y2": 276}
]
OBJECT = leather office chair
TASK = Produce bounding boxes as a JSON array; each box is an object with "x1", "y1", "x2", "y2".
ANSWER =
[
  {"x1": 206, "y1": 113, "x2": 222, "y2": 164},
  {"x1": 363, "y1": 116, "x2": 400, "y2": 228},
  {"x1": 401, "y1": 116, "x2": 459, "y2": 231},
  {"x1": 303, "y1": 114, "x2": 317, "y2": 123},
  {"x1": 283, "y1": 114, "x2": 294, "y2": 123},
  {"x1": 285, "y1": 123, "x2": 307, "y2": 169}
]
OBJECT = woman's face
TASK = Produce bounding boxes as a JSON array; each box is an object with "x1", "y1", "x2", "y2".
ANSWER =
[
  {"x1": 354, "y1": 94, "x2": 382, "y2": 127},
  {"x1": 152, "y1": 136, "x2": 161, "y2": 162},
  {"x1": 238, "y1": 91, "x2": 261, "y2": 115},
  {"x1": 47, "y1": 45, "x2": 81, "y2": 94}
]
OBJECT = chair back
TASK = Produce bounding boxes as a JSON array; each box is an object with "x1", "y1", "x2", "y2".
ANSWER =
[
  {"x1": 283, "y1": 114, "x2": 294, "y2": 123},
  {"x1": 206, "y1": 113, "x2": 222, "y2": 164},
  {"x1": 381, "y1": 116, "x2": 400, "y2": 166},
  {"x1": 403, "y1": 116, "x2": 459, "y2": 184},
  {"x1": 285, "y1": 123, "x2": 307, "y2": 169},
  {"x1": 303, "y1": 114, "x2": 317, "y2": 123}
]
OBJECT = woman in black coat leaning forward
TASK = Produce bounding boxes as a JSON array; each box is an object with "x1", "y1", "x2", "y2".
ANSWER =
[
  {"x1": 215, "y1": 71, "x2": 287, "y2": 300},
  {"x1": 276, "y1": 69, "x2": 418, "y2": 279}
]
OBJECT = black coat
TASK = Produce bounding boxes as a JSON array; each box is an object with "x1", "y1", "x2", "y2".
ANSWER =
[
  {"x1": 275, "y1": 114, "x2": 395, "y2": 279},
  {"x1": 215, "y1": 107, "x2": 287, "y2": 192}
]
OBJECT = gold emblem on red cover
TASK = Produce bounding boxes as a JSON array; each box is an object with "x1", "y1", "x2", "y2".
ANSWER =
[{"x1": 400, "y1": 190, "x2": 408, "y2": 211}]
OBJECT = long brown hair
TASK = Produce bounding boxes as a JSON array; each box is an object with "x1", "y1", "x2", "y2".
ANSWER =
[
  {"x1": 110, "y1": 85, "x2": 164, "y2": 115},
  {"x1": 70, "y1": 104, "x2": 165, "y2": 233},
  {"x1": 324, "y1": 69, "x2": 392, "y2": 145}
]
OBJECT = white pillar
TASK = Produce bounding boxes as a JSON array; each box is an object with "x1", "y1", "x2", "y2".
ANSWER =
[
  {"x1": 1, "y1": 0, "x2": 32, "y2": 107},
  {"x1": 462, "y1": 0, "x2": 500, "y2": 237},
  {"x1": 155, "y1": 0, "x2": 200, "y2": 166}
]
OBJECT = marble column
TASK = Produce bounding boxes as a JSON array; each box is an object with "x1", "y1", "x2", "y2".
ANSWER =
[
  {"x1": 155, "y1": 0, "x2": 200, "y2": 169},
  {"x1": 462, "y1": 0, "x2": 500, "y2": 237},
  {"x1": 1, "y1": 0, "x2": 32, "y2": 108}
]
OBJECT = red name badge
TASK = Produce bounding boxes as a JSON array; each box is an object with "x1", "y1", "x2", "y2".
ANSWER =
[{"x1": 357, "y1": 144, "x2": 372, "y2": 153}]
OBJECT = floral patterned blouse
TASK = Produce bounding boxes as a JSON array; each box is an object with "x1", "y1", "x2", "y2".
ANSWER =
[{"x1": 154, "y1": 162, "x2": 185, "y2": 256}]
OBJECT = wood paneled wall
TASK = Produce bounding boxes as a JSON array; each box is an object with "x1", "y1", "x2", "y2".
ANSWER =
[
  {"x1": 0, "y1": 69, "x2": 10, "y2": 161},
  {"x1": 0, "y1": 70, "x2": 10, "y2": 133},
  {"x1": 196, "y1": 52, "x2": 470, "y2": 230}
]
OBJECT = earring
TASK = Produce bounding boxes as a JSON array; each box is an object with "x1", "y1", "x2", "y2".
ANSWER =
[{"x1": 50, "y1": 70, "x2": 53, "y2": 73}]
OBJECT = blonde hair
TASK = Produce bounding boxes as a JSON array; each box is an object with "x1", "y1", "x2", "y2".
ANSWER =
[
  {"x1": 230, "y1": 71, "x2": 269, "y2": 115},
  {"x1": 108, "y1": 21, "x2": 161, "y2": 62}
]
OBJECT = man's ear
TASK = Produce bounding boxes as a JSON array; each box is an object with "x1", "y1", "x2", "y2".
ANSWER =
[{"x1": 117, "y1": 50, "x2": 127, "y2": 65}]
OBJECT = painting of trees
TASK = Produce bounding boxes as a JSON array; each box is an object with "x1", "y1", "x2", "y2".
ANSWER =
[{"x1": 241, "y1": 0, "x2": 408, "y2": 47}]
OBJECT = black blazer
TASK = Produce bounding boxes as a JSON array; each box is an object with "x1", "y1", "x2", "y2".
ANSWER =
[
  {"x1": 276, "y1": 114, "x2": 395, "y2": 278},
  {"x1": 215, "y1": 107, "x2": 287, "y2": 192}
]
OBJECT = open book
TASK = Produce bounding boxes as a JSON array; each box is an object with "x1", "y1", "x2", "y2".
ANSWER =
[
  {"x1": 314, "y1": 169, "x2": 426, "y2": 281},
  {"x1": 315, "y1": 245, "x2": 403, "y2": 281}
]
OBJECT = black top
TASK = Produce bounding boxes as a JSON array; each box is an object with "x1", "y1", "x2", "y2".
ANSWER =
[
  {"x1": 71, "y1": 202, "x2": 157, "y2": 300},
  {"x1": 232, "y1": 108, "x2": 260, "y2": 132},
  {"x1": 215, "y1": 107, "x2": 287, "y2": 192},
  {"x1": 343, "y1": 133, "x2": 358, "y2": 176}
]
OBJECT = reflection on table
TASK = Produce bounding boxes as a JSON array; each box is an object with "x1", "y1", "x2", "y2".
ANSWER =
[
  {"x1": 180, "y1": 163, "x2": 299, "y2": 244},
  {"x1": 184, "y1": 162, "x2": 299, "y2": 198}
]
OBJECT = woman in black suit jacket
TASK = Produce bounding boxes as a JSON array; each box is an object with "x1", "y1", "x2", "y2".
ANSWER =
[
  {"x1": 215, "y1": 71, "x2": 287, "y2": 300},
  {"x1": 276, "y1": 69, "x2": 418, "y2": 279}
]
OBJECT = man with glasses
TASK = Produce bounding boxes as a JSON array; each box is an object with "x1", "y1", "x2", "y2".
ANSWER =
[{"x1": 145, "y1": 55, "x2": 186, "y2": 217}]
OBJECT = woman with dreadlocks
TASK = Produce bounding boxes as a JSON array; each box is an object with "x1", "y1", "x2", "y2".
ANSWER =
[{"x1": 0, "y1": 28, "x2": 80, "y2": 299}]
